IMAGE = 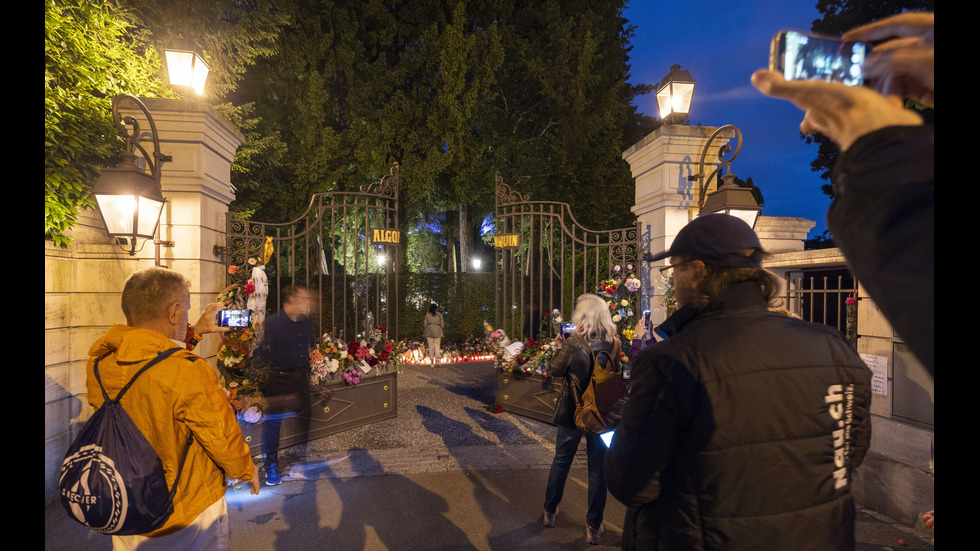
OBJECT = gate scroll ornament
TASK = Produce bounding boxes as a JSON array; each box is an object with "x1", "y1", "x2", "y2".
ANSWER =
[
  {"x1": 493, "y1": 172, "x2": 640, "y2": 346},
  {"x1": 225, "y1": 163, "x2": 401, "y2": 344}
]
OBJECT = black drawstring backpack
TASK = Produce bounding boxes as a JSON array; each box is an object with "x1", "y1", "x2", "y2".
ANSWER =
[{"x1": 59, "y1": 347, "x2": 193, "y2": 535}]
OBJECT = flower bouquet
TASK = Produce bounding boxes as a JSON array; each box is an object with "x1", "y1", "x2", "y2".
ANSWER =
[
  {"x1": 310, "y1": 330, "x2": 398, "y2": 389},
  {"x1": 596, "y1": 263, "x2": 641, "y2": 341},
  {"x1": 596, "y1": 263, "x2": 642, "y2": 374},
  {"x1": 503, "y1": 336, "x2": 561, "y2": 377},
  {"x1": 845, "y1": 293, "x2": 858, "y2": 346},
  {"x1": 216, "y1": 281, "x2": 256, "y2": 370},
  {"x1": 222, "y1": 362, "x2": 266, "y2": 422}
]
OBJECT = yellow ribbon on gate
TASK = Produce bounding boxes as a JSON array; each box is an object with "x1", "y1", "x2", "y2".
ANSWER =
[{"x1": 262, "y1": 236, "x2": 274, "y2": 265}]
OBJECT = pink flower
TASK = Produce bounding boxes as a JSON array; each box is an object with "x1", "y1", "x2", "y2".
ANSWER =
[{"x1": 228, "y1": 265, "x2": 239, "y2": 274}]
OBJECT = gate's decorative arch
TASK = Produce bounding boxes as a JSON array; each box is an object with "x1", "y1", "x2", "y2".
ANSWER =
[
  {"x1": 493, "y1": 172, "x2": 639, "y2": 342},
  {"x1": 225, "y1": 163, "x2": 401, "y2": 341}
]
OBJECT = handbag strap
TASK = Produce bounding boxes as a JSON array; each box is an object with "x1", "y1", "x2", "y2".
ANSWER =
[
  {"x1": 93, "y1": 346, "x2": 194, "y2": 498},
  {"x1": 571, "y1": 334, "x2": 618, "y2": 373}
]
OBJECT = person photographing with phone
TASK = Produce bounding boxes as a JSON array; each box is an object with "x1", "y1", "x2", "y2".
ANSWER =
[
  {"x1": 628, "y1": 310, "x2": 657, "y2": 363},
  {"x1": 83, "y1": 267, "x2": 259, "y2": 550},
  {"x1": 542, "y1": 294, "x2": 619, "y2": 545},
  {"x1": 752, "y1": 11, "x2": 933, "y2": 378}
]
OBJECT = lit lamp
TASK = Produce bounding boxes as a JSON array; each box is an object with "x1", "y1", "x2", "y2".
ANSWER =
[
  {"x1": 689, "y1": 124, "x2": 761, "y2": 229},
  {"x1": 656, "y1": 64, "x2": 696, "y2": 124},
  {"x1": 700, "y1": 173, "x2": 762, "y2": 229},
  {"x1": 164, "y1": 40, "x2": 210, "y2": 96},
  {"x1": 91, "y1": 94, "x2": 173, "y2": 260}
]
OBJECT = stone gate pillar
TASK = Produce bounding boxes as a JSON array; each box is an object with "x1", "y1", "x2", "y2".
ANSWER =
[{"x1": 622, "y1": 124, "x2": 734, "y2": 324}]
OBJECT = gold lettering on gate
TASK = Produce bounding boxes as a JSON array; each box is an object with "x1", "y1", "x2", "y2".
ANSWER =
[
  {"x1": 494, "y1": 234, "x2": 520, "y2": 248},
  {"x1": 372, "y1": 228, "x2": 400, "y2": 245}
]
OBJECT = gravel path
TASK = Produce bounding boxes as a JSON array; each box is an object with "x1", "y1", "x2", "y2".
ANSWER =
[{"x1": 276, "y1": 361, "x2": 563, "y2": 477}]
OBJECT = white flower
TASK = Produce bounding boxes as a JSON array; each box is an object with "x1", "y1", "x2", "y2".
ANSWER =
[
  {"x1": 328, "y1": 359, "x2": 340, "y2": 373},
  {"x1": 243, "y1": 406, "x2": 262, "y2": 424},
  {"x1": 612, "y1": 314, "x2": 622, "y2": 323}
]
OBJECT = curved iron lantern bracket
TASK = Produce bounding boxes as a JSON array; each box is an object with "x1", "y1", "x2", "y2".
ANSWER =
[
  {"x1": 688, "y1": 124, "x2": 742, "y2": 210},
  {"x1": 111, "y1": 94, "x2": 173, "y2": 182}
]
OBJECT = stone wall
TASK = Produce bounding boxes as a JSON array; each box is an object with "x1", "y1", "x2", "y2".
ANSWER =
[{"x1": 44, "y1": 98, "x2": 242, "y2": 501}]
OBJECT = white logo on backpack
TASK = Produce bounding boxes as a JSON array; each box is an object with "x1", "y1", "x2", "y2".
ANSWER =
[{"x1": 61, "y1": 443, "x2": 128, "y2": 533}]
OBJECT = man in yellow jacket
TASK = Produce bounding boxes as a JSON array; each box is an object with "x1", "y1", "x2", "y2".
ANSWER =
[{"x1": 86, "y1": 267, "x2": 259, "y2": 550}]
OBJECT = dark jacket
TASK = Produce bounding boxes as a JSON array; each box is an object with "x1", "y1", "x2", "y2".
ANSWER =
[
  {"x1": 258, "y1": 310, "x2": 312, "y2": 370},
  {"x1": 829, "y1": 124, "x2": 933, "y2": 377},
  {"x1": 604, "y1": 282, "x2": 872, "y2": 550},
  {"x1": 549, "y1": 334, "x2": 616, "y2": 427}
]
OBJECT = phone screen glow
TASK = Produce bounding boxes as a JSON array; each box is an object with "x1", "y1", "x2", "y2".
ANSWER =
[{"x1": 783, "y1": 31, "x2": 866, "y2": 86}]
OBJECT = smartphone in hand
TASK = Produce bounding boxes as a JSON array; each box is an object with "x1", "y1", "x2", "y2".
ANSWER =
[{"x1": 770, "y1": 30, "x2": 869, "y2": 87}]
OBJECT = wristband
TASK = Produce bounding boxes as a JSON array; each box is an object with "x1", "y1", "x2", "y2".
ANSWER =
[{"x1": 184, "y1": 324, "x2": 202, "y2": 350}]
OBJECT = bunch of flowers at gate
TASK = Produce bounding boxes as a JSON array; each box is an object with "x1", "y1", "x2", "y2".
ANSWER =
[
  {"x1": 216, "y1": 282, "x2": 256, "y2": 370},
  {"x1": 310, "y1": 330, "x2": 400, "y2": 387},
  {"x1": 596, "y1": 263, "x2": 641, "y2": 344}
]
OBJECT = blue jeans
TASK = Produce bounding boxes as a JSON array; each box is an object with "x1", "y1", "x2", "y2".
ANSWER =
[
  {"x1": 543, "y1": 424, "x2": 607, "y2": 528},
  {"x1": 261, "y1": 368, "x2": 311, "y2": 465}
]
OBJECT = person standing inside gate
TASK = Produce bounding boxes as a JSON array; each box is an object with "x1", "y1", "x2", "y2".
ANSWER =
[
  {"x1": 86, "y1": 267, "x2": 259, "y2": 549},
  {"x1": 604, "y1": 214, "x2": 872, "y2": 550},
  {"x1": 423, "y1": 303, "x2": 444, "y2": 365},
  {"x1": 256, "y1": 284, "x2": 314, "y2": 486},
  {"x1": 543, "y1": 293, "x2": 618, "y2": 545}
]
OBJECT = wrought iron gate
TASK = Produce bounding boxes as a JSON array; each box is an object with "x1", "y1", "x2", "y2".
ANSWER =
[
  {"x1": 225, "y1": 164, "x2": 401, "y2": 341},
  {"x1": 493, "y1": 172, "x2": 640, "y2": 340}
]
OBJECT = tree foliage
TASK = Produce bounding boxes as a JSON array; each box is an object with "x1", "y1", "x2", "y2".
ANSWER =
[
  {"x1": 44, "y1": 0, "x2": 170, "y2": 246},
  {"x1": 44, "y1": 0, "x2": 289, "y2": 246},
  {"x1": 228, "y1": 0, "x2": 652, "y2": 269}
]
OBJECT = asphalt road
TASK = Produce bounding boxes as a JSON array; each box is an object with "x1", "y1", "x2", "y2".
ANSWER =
[{"x1": 45, "y1": 360, "x2": 934, "y2": 550}]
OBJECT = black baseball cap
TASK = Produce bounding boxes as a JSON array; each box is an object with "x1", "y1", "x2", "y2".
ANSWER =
[{"x1": 647, "y1": 214, "x2": 764, "y2": 268}]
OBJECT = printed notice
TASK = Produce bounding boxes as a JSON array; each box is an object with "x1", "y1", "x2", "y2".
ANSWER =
[{"x1": 860, "y1": 353, "x2": 888, "y2": 396}]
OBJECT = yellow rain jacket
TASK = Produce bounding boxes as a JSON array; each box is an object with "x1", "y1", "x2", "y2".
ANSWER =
[{"x1": 86, "y1": 324, "x2": 255, "y2": 537}]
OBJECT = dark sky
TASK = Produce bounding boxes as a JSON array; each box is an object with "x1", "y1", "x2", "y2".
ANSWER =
[{"x1": 624, "y1": 2, "x2": 831, "y2": 238}]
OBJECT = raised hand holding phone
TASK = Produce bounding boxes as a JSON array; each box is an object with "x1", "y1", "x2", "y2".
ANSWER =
[{"x1": 769, "y1": 30, "x2": 869, "y2": 86}]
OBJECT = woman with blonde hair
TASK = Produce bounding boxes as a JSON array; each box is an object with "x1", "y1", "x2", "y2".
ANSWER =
[{"x1": 542, "y1": 293, "x2": 620, "y2": 545}]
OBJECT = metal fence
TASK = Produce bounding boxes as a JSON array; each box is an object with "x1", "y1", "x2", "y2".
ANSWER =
[
  {"x1": 783, "y1": 269, "x2": 858, "y2": 346},
  {"x1": 225, "y1": 164, "x2": 401, "y2": 341},
  {"x1": 493, "y1": 172, "x2": 639, "y2": 340}
]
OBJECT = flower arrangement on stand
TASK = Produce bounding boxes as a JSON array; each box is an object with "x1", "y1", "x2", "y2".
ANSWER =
[
  {"x1": 215, "y1": 278, "x2": 268, "y2": 423},
  {"x1": 493, "y1": 336, "x2": 559, "y2": 377},
  {"x1": 216, "y1": 283, "x2": 255, "y2": 370},
  {"x1": 597, "y1": 263, "x2": 641, "y2": 342},
  {"x1": 596, "y1": 263, "x2": 641, "y2": 375}
]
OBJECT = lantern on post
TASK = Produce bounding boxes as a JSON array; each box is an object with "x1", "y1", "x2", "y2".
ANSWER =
[
  {"x1": 688, "y1": 124, "x2": 762, "y2": 229},
  {"x1": 163, "y1": 37, "x2": 210, "y2": 96},
  {"x1": 91, "y1": 94, "x2": 174, "y2": 261},
  {"x1": 656, "y1": 64, "x2": 696, "y2": 124}
]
